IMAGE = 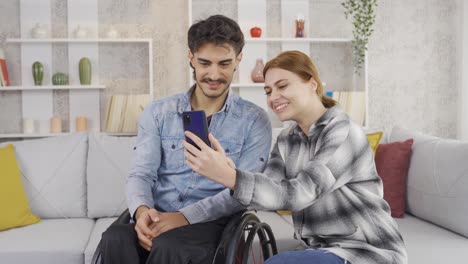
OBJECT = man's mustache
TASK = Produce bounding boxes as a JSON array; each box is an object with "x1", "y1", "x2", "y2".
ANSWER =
[{"x1": 202, "y1": 78, "x2": 227, "y2": 84}]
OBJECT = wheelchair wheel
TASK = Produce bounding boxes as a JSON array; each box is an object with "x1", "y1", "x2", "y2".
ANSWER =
[{"x1": 212, "y1": 212, "x2": 277, "y2": 264}]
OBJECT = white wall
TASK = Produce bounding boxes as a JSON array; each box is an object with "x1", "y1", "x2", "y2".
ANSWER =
[
  {"x1": 0, "y1": 0, "x2": 464, "y2": 139},
  {"x1": 459, "y1": 0, "x2": 468, "y2": 140}
]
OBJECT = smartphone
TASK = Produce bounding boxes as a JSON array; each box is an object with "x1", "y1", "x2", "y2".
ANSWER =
[{"x1": 182, "y1": 110, "x2": 211, "y2": 150}]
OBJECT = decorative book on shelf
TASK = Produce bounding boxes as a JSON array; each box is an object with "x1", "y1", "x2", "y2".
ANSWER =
[
  {"x1": 105, "y1": 94, "x2": 151, "y2": 133},
  {"x1": 331, "y1": 91, "x2": 366, "y2": 126},
  {"x1": 0, "y1": 48, "x2": 10, "y2": 86}
]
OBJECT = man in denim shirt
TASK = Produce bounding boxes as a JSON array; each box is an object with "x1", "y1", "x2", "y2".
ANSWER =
[{"x1": 100, "y1": 15, "x2": 272, "y2": 264}]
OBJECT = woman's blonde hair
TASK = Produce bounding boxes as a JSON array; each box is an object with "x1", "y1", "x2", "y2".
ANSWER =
[{"x1": 263, "y1": 50, "x2": 336, "y2": 108}]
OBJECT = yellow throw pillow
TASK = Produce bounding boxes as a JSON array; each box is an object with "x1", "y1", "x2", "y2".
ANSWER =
[
  {"x1": 0, "y1": 144, "x2": 40, "y2": 231},
  {"x1": 366, "y1": 131, "x2": 383, "y2": 155}
]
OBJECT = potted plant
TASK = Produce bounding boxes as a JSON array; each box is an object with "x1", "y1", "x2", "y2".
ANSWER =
[{"x1": 342, "y1": 0, "x2": 378, "y2": 73}]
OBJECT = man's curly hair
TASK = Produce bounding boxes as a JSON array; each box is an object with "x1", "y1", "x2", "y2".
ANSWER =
[{"x1": 188, "y1": 15, "x2": 244, "y2": 55}]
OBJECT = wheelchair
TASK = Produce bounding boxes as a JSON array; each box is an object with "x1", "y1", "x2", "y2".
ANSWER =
[{"x1": 92, "y1": 209, "x2": 278, "y2": 264}]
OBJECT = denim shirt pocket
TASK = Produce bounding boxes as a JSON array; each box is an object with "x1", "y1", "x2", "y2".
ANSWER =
[
  {"x1": 218, "y1": 140, "x2": 243, "y2": 164},
  {"x1": 161, "y1": 137, "x2": 185, "y2": 170}
]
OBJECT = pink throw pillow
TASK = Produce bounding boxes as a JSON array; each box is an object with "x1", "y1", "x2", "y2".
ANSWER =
[{"x1": 375, "y1": 139, "x2": 413, "y2": 218}]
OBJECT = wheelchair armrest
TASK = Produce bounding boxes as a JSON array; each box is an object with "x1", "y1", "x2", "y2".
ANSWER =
[{"x1": 115, "y1": 209, "x2": 131, "y2": 224}]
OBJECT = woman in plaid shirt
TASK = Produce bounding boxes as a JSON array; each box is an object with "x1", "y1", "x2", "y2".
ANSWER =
[{"x1": 184, "y1": 50, "x2": 407, "y2": 264}]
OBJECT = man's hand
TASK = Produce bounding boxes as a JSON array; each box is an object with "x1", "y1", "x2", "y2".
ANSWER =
[
  {"x1": 149, "y1": 212, "x2": 189, "y2": 238},
  {"x1": 134, "y1": 206, "x2": 160, "y2": 251}
]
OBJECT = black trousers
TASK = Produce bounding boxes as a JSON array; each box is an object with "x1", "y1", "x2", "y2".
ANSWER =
[{"x1": 100, "y1": 215, "x2": 232, "y2": 264}]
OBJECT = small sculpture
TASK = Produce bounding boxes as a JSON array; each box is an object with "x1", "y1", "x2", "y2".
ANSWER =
[
  {"x1": 32, "y1": 61, "x2": 44, "y2": 85},
  {"x1": 52, "y1": 72, "x2": 69, "y2": 85},
  {"x1": 74, "y1": 26, "x2": 88, "y2": 38},
  {"x1": 31, "y1": 23, "x2": 49, "y2": 38},
  {"x1": 250, "y1": 26, "x2": 262, "y2": 38},
  {"x1": 79, "y1": 58, "x2": 91, "y2": 85},
  {"x1": 295, "y1": 14, "x2": 305, "y2": 38},
  {"x1": 251, "y1": 59, "x2": 265, "y2": 83},
  {"x1": 105, "y1": 26, "x2": 120, "y2": 38}
]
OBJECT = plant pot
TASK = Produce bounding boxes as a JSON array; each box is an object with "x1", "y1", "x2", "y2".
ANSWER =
[{"x1": 79, "y1": 57, "x2": 92, "y2": 85}]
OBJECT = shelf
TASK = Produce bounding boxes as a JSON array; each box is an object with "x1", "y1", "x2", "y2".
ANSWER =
[
  {"x1": 0, "y1": 85, "x2": 106, "y2": 91},
  {"x1": 6, "y1": 38, "x2": 152, "y2": 44},
  {"x1": 0, "y1": 132, "x2": 137, "y2": 138},
  {"x1": 231, "y1": 82, "x2": 327, "y2": 88},
  {"x1": 0, "y1": 133, "x2": 71, "y2": 138},
  {"x1": 231, "y1": 83, "x2": 265, "y2": 88},
  {"x1": 245, "y1": 37, "x2": 352, "y2": 43},
  {"x1": 105, "y1": 132, "x2": 137, "y2": 136}
]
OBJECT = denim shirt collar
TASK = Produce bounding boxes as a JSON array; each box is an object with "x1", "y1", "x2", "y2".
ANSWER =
[{"x1": 177, "y1": 84, "x2": 240, "y2": 117}]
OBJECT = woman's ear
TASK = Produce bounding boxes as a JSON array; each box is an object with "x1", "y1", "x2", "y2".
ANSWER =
[{"x1": 309, "y1": 78, "x2": 318, "y2": 92}]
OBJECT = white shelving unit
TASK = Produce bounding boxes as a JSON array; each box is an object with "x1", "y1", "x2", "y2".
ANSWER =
[
  {"x1": 0, "y1": 132, "x2": 136, "y2": 138},
  {"x1": 244, "y1": 37, "x2": 352, "y2": 43},
  {"x1": 6, "y1": 38, "x2": 153, "y2": 44},
  {"x1": 0, "y1": 85, "x2": 106, "y2": 91},
  {"x1": 188, "y1": 0, "x2": 368, "y2": 128},
  {"x1": 1, "y1": 0, "x2": 153, "y2": 139}
]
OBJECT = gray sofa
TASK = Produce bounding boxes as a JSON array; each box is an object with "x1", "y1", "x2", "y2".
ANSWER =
[{"x1": 0, "y1": 126, "x2": 467, "y2": 264}]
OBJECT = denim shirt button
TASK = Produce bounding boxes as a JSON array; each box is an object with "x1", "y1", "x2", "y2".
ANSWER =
[
  {"x1": 260, "y1": 157, "x2": 265, "y2": 162},
  {"x1": 178, "y1": 196, "x2": 183, "y2": 202},
  {"x1": 171, "y1": 144, "x2": 176, "y2": 149},
  {"x1": 225, "y1": 149, "x2": 230, "y2": 153}
]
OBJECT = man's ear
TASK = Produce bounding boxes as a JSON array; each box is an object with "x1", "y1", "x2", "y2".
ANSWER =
[
  {"x1": 188, "y1": 51, "x2": 195, "y2": 63},
  {"x1": 236, "y1": 52, "x2": 243, "y2": 63},
  {"x1": 188, "y1": 51, "x2": 195, "y2": 69}
]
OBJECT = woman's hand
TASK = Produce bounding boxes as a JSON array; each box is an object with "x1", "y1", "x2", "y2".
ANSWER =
[{"x1": 183, "y1": 132, "x2": 237, "y2": 189}]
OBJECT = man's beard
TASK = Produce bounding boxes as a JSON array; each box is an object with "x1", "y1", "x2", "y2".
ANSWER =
[{"x1": 196, "y1": 77, "x2": 231, "y2": 99}]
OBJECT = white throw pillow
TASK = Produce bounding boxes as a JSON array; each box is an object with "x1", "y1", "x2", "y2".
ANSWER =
[
  {"x1": 87, "y1": 133, "x2": 136, "y2": 218},
  {"x1": 390, "y1": 126, "x2": 468, "y2": 238},
  {"x1": 0, "y1": 133, "x2": 88, "y2": 218}
]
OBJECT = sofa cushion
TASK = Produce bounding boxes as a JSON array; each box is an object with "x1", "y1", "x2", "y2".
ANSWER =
[
  {"x1": 0, "y1": 144, "x2": 40, "y2": 230},
  {"x1": 390, "y1": 126, "x2": 468, "y2": 237},
  {"x1": 84, "y1": 217, "x2": 117, "y2": 264},
  {"x1": 0, "y1": 133, "x2": 88, "y2": 218},
  {"x1": 395, "y1": 214, "x2": 468, "y2": 264},
  {"x1": 87, "y1": 133, "x2": 136, "y2": 218},
  {"x1": 366, "y1": 131, "x2": 383, "y2": 154},
  {"x1": 0, "y1": 218, "x2": 94, "y2": 264},
  {"x1": 375, "y1": 139, "x2": 413, "y2": 218}
]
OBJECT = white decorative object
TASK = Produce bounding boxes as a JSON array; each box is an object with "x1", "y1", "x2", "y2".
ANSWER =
[
  {"x1": 74, "y1": 26, "x2": 88, "y2": 38},
  {"x1": 38, "y1": 119, "x2": 49, "y2": 133},
  {"x1": 30, "y1": 23, "x2": 49, "y2": 38},
  {"x1": 105, "y1": 27, "x2": 119, "y2": 38},
  {"x1": 23, "y1": 118, "x2": 35, "y2": 133}
]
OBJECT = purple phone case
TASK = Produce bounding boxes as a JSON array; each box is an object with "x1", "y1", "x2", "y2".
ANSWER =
[{"x1": 182, "y1": 110, "x2": 210, "y2": 149}]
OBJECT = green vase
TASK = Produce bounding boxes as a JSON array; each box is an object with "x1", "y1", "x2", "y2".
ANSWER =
[
  {"x1": 32, "y1": 61, "x2": 44, "y2": 85},
  {"x1": 79, "y1": 57, "x2": 91, "y2": 85},
  {"x1": 52, "y1": 72, "x2": 69, "y2": 85}
]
